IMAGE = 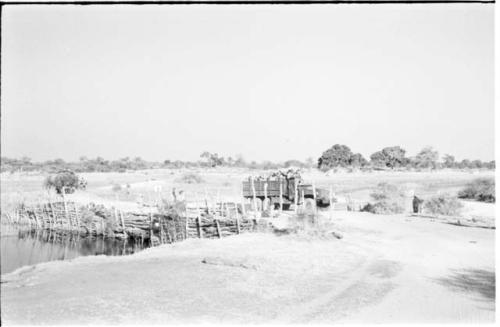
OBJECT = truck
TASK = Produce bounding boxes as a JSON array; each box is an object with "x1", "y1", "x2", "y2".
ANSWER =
[{"x1": 242, "y1": 173, "x2": 332, "y2": 210}]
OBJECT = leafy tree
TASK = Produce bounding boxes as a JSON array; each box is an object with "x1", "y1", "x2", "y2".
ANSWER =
[
  {"x1": 470, "y1": 160, "x2": 483, "y2": 169},
  {"x1": 349, "y1": 153, "x2": 368, "y2": 168},
  {"x1": 458, "y1": 159, "x2": 472, "y2": 169},
  {"x1": 44, "y1": 170, "x2": 87, "y2": 195},
  {"x1": 370, "y1": 146, "x2": 406, "y2": 169},
  {"x1": 442, "y1": 154, "x2": 456, "y2": 168},
  {"x1": 200, "y1": 152, "x2": 224, "y2": 167},
  {"x1": 414, "y1": 146, "x2": 439, "y2": 169},
  {"x1": 318, "y1": 144, "x2": 354, "y2": 169}
]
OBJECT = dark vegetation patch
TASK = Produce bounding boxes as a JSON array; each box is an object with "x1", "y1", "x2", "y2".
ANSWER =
[{"x1": 458, "y1": 178, "x2": 495, "y2": 203}]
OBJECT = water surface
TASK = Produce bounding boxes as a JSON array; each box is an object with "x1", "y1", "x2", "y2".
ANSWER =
[{"x1": 1, "y1": 228, "x2": 149, "y2": 275}]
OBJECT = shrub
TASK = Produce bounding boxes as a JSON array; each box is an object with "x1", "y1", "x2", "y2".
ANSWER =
[
  {"x1": 175, "y1": 173, "x2": 204, "y2": 184},
  {"x1": 458, "y1": 178, "x2": 495, "y2": 203},
  {"x1": 43, "y1": 170, "x2": 86, "y2": 195},
  {"x1": 361, "y1": 182, "x2": 406, "y2": 214},
  {"x1": 424, "y1": 194, "x2": 463, "y2": 216}
]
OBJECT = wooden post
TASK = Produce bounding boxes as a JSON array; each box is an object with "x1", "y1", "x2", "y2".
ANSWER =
[
  {"x1": 74, "y1": 203, "x2": 80, "y2": 232},
  {"x1": 312, "y1": 181, "x2": 317, "y2": 223},
  {"x1": 33, "y1": 206, "x2": 41, "y2": 229},
  {"x1": 120, "y1": 210, "x2": 127, "y2": 237},
  {"x1": 149, "y1": 211, "x2": 154, "y2": 244},
  {"x1": 301, "y1": 190, "x2": 306, "y2": 210},
  {"x1": 184, "y1": 211, "x2": 189, "y2": 240},
  {"x1": 159, "y1": 215, "x2": 164, "y2": 244},
  {"x1": 62, "y1": 188, "x2": 69, "y2": 229},
  {"x1": 172, "y1": 218, "x2": 177, "y2": 242},
  {"x1": 196, "y1": 199, "x2": 203, "y2": 238},
  {"x1": 49, "y1": 199, "x2": 57, "y2": 229},
  {"x1": 215, "y1": 219, "x2": 221, "y2": 239},
  {"x1": 235, "y1": 202, "x2": 241, "y2": 234},
  {"x1": 204, "y1": 188, "x2": 209, "y2": 214},
  {"x1": 312, "y1": 182, "x2": 317, "y2": 203},
  {"x1": 197, "y1": 214, "x2": 203, "y2": 238},
  {"x1": 279, "y1": 178, "x2": 283, "y2": 212},
  {"x1": 294, "y1": 181, "x2": 298, "y2": 213},
  {"x1": 264, "y1": 182, "x2": 268, "y2": 212},
  {"x1": 251, "y1": 177, "x2": 257, "y2": 212},
  {"x1": 241, "y1": 197, "x2": 246, "y2": 216}
]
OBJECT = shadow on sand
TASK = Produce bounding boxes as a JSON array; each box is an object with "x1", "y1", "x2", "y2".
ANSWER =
[{"x1": 434, "y1": 269, "x2": 495, "y2": 306}]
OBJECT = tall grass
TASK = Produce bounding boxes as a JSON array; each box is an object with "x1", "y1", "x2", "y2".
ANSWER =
[
  {"x1": 361, "y1": 182, "x2": 407, "y2": 214},
  {"x1": 424, "y1": 194, "x2": 463, "y2": 216}
]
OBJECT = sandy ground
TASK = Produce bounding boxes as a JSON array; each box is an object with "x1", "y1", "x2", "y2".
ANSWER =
[{"x1": 1, "y1": 211, "x2": 494, "y2": 324}]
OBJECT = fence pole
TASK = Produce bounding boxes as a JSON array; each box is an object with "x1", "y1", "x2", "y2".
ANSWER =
[
  {"x1": 294, "y1": 181, "x2": 298, "y2": 213},
  {"x1": 251, "y1": 177, "x2": 257, "y2": 212},
  {"x1": 149, "y1": 210, "x2": 154, "y2": 243},
  {"x1": 74, "y1": 203, "x2": 80, "y2": 232},
  {"x1": 264, "y1": 182, "x2": 268, "y2": 212},
  {"x1": 279, "y1": 178, "x2": 283, "y2": 213},
  {"x1": 215, "y1": 219, "x2": 221, "y2": 239},
  {"x1": 62, "y1": 188, "x2": 69, "y2": 230},
  {"x1": 234, "y1": 202, "x2": 240, "y2": 234},
  {"x1": 196, "y1": 198, "x2": 203, "y2": 238},
  {"x1": 120, "y1": 210, "x2": 127, "y2": 237},
  {"x1": 33, "y1": 205, "x2": 41, "y2": 229},
  {"x1": 184, "y1": 212, "x2": 188, "y2": 240}
]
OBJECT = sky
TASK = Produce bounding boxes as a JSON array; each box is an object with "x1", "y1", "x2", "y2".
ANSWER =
[{"x1": 1, "y1": 3, "x2": 494, "y2": 163}]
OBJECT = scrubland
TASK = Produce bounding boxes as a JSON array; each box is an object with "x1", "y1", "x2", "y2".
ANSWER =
[{"x1": 0, "y1": 168, "x2": 495, "y2": 323}]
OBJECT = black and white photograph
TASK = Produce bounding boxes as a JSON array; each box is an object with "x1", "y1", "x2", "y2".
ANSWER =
[{"x1": 0, "y1": 0, "x2": 496, "y2": 324}]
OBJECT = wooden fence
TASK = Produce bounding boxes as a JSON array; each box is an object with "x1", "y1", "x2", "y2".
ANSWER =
[{"x1": 2, "y1": 200, "x2": 270, "y2": 246}]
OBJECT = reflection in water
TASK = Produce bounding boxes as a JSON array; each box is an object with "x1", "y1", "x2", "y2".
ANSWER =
[{"x1": 1, "y1": 229, "x2": 150, "y2": 275}]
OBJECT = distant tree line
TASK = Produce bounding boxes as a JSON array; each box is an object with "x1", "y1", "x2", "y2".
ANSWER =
[
  {"x1": 0, "y1": 153, "x2": 315, "y2": 173},
  {"x1": 0, "y1": 146, "x2": 494, "y2": 174},
  {"x1": 317, "y1": 144, "x2": 495, "y2": 171}
]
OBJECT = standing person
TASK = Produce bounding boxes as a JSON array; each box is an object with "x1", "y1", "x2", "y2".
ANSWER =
[{"x1": 413, "y1": 195, "x2": 423, "y2": 214}]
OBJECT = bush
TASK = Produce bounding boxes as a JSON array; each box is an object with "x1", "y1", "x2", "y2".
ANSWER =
[
  {"x1": 175, "y1": 173, "x2": 204, "y2": 184},
  {"x1": 43, "y1": 170, "x2": 87, "y2": 195},
  {"x1": 362, "y1": 182, "x2": 406, "y2": 214},
  {"x1": 458, "y1": 178, "x2": 495, "y2": 203},
  {"x1": 424, "y1": 194, "x2": 463, "y2": 216}
]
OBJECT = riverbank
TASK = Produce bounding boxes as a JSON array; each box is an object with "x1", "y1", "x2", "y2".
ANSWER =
[{"x1": 1, "y1": 211, "x2": 494, "y2": 324}]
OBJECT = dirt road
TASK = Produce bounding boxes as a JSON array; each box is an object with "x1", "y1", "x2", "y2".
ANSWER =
[{"x1": 1, "y1": 212, "x2": 494, "y2": 324}]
